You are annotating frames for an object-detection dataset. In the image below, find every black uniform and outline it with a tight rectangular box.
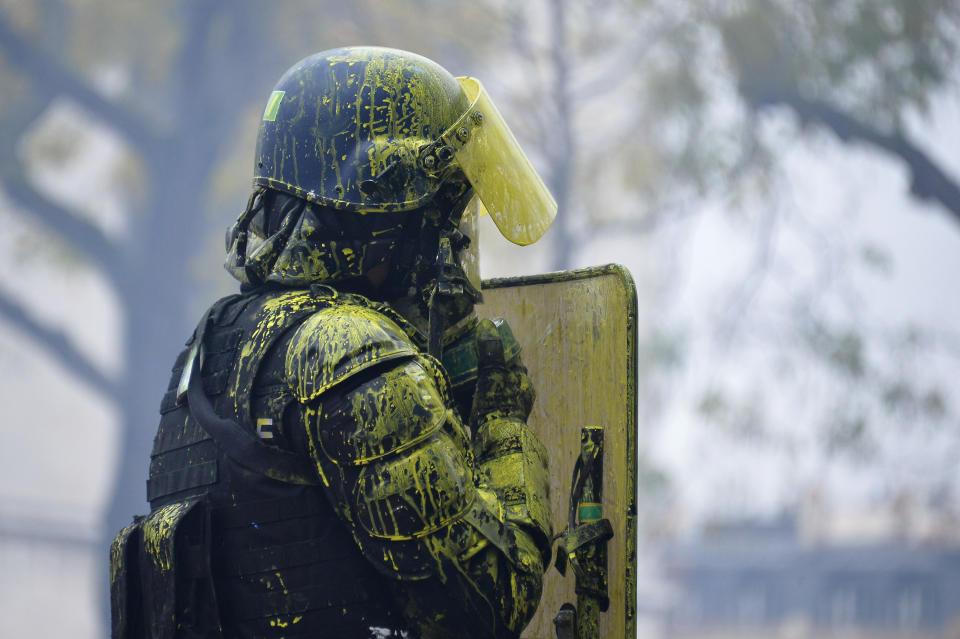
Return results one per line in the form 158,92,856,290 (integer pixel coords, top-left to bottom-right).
111,286,551,638
110,44,558,639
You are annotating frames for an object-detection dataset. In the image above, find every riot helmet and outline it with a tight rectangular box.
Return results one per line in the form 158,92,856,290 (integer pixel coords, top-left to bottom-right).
225,47,556,343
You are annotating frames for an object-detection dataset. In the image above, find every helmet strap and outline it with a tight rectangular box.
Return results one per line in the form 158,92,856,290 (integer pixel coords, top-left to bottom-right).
224,188,266,272
422,180,482,359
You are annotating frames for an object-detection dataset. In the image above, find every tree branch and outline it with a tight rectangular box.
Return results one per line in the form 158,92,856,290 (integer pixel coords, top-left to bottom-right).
0,70,57,151
0,38,124,284
716,202,780,346
749,91,960,227
0,165,122,279
591,198,699,237
0,10,160,152
0,287,119,401
548,0,575,271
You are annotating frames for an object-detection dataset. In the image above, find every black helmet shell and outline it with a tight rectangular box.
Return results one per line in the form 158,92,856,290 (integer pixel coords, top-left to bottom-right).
253,47,471,212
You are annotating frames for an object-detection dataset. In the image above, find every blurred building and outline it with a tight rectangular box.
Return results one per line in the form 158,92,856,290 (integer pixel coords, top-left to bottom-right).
662,511,960,639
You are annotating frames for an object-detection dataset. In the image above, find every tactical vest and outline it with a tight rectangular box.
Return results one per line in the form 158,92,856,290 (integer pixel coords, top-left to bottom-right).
111,288,413,639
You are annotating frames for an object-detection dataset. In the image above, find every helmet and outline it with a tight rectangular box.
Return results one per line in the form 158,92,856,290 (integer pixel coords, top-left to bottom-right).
252,46,556,246
227,47,556,349
225,47,557,357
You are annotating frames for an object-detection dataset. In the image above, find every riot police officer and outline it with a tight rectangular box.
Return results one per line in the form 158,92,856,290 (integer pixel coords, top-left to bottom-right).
110,46,557,639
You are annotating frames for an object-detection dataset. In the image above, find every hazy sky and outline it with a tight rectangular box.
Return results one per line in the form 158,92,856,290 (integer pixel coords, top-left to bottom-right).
647,92,960,529
3,19,960,637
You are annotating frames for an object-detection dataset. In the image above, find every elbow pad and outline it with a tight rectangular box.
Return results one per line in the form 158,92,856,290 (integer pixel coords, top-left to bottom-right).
298,354,502,579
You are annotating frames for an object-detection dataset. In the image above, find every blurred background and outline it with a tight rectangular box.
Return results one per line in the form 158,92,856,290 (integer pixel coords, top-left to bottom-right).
2,0,960,637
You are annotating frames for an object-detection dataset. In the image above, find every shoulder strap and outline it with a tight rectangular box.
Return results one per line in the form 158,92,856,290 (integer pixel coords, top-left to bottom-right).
186,304,321,486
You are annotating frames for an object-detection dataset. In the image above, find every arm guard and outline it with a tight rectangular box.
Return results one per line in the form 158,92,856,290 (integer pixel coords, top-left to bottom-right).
473,416,553,566
285,304,551,638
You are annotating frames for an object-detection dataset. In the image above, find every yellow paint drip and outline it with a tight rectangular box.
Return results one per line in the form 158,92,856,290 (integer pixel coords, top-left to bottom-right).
152,279,561,637
141,501,193,573
285,302,417,402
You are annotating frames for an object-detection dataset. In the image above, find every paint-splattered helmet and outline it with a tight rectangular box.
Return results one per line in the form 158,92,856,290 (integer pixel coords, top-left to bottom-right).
253,47,468,215
252,46,556,246
226,47,555,298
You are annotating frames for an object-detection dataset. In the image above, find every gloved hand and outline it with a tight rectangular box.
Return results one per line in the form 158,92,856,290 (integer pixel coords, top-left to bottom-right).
469,319,552,565
470,318,536,427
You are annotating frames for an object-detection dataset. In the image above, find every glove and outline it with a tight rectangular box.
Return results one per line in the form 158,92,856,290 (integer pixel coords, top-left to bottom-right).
470,318,536,427
469,320,552,565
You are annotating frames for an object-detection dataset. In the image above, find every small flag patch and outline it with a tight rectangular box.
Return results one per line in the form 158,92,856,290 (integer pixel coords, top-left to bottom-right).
577,503,602,522
263,91,285,121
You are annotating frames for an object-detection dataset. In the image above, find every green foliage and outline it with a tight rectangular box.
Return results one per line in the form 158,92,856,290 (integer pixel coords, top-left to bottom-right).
720,0,960,126
696,387,768,442
696,388,727,420
823,412,875,460
859,243,894,275
639,328,686,370
805,323,865,379
882,380,949,422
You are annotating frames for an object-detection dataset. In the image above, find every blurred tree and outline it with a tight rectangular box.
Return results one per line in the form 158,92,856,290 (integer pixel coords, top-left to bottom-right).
0,1,502,627
0,1,292,612
3,0,960,631
496,0,960,265
484,0,960,527
637,0,960,522
719,0,960,223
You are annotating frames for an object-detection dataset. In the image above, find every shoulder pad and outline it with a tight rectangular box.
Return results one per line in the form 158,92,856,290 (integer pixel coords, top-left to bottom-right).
225,289,325,410
315,359,452,466
285,303,418,402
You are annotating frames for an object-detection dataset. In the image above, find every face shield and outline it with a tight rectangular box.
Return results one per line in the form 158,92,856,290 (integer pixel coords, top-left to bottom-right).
458,195,483,293
437,77,557,246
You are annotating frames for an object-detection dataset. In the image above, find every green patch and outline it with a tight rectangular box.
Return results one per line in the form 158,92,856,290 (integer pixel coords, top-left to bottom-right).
578,503,602,522
263,91,285,122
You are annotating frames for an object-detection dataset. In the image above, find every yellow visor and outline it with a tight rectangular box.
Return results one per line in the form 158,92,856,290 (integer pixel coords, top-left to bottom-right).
460,195,483,292
441,77,557,246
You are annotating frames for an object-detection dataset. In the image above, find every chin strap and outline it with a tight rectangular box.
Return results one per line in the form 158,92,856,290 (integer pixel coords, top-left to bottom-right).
225,189,265,267
427,235,457,359
426,230,482,360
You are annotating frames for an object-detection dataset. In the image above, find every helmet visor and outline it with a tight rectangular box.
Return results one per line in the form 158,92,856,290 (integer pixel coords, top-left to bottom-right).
459,195,483,292
442,78,557,246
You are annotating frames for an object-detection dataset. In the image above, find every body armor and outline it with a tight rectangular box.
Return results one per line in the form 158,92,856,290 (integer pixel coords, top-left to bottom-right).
111,286,552,639
114,289,408,638
112,45,558,639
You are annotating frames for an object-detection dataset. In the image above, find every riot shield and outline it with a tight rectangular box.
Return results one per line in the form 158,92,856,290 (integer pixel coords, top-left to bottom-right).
479,264,638,639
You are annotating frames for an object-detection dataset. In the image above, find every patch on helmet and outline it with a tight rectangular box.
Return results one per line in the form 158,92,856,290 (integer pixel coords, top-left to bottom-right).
262,90,285,121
